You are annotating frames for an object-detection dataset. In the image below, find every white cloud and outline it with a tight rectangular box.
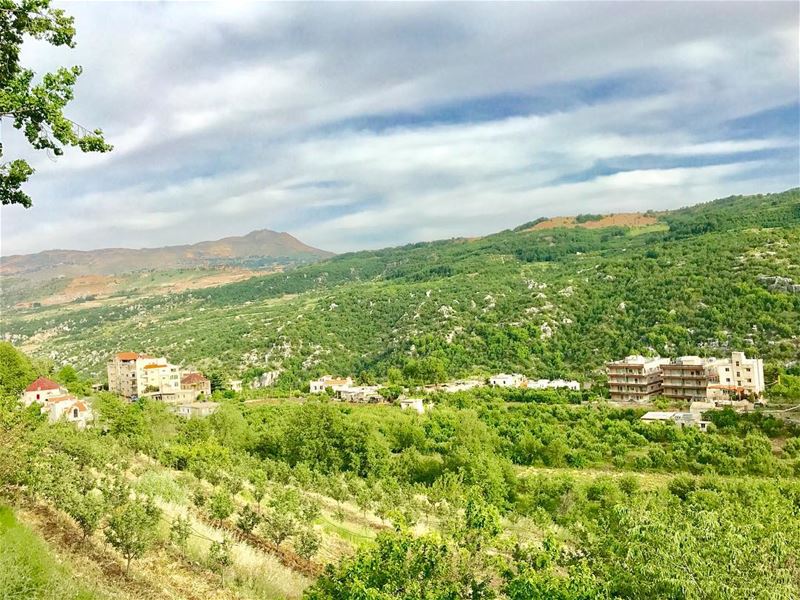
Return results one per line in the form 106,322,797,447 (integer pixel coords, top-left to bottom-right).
0,1,797,256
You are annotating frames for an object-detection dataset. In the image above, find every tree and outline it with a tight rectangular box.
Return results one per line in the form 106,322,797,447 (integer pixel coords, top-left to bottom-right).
295,526,321,561
65,490,105,541
236,504,261,534
260,508,296,548
170,515,191,557
105,499,161,574
208,489,234,521
1,0,112,207
208,537,233,585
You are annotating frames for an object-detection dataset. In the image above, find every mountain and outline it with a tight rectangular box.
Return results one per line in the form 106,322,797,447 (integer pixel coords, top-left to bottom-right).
3,189,799,385
1,229,333,280
0,229,333,308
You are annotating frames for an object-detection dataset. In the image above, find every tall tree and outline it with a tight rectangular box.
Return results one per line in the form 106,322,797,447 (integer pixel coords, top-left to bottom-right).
1,0,112,207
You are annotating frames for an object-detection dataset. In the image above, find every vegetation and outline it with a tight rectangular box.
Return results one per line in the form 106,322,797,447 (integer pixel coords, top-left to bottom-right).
1,0,112,207
3,190,798,392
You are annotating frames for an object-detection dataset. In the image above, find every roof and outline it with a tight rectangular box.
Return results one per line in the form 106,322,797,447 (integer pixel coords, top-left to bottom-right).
143,363,164,369
115,351,141,360
45,394,78,404
641,411,677,420
181,372,209,384
25,377,61,392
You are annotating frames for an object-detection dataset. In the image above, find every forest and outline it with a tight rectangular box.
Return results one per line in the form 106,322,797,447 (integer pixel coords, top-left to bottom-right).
1,343,799,599
2,190,799,391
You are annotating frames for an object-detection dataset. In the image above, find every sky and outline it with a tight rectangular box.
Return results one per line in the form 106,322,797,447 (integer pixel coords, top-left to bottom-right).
1,1,798,256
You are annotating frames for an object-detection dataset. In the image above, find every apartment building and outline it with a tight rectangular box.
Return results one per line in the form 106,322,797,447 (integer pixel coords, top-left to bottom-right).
713,351,765,398
661,356,715,402
606,355,669,402
107,352,180,399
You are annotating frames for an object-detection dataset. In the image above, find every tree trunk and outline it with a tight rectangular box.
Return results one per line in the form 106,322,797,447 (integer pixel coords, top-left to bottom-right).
126,556,131,575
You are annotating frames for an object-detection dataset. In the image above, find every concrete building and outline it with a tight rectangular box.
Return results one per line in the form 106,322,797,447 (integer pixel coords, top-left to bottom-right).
21,376,66,406
107,352,194,400
661,356,715,402
399,398,425,414
309,375,353,393
337,385,384,403
489,373,526,388
606,356,669,402
181,372,211,397
175,402,220,418
229,379,243,392
714,351,765,398
526,378,581,391
641,411,710,432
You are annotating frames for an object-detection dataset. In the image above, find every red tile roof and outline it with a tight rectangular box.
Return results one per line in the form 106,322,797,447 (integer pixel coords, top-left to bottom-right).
143,363,164,369
181,372,208,385
116,352,140,360
45,394,78,403
25,377,61,392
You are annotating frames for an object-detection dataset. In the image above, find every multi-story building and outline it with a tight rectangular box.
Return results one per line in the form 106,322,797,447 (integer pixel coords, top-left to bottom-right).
107,352,181,399
713,351,765,398
661,356,715,402
606,355,669,402
181,372,211,397
309,375,353,393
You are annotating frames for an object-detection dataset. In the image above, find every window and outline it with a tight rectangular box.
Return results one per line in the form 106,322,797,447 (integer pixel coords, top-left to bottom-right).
36,393,40,400
72,408,78,418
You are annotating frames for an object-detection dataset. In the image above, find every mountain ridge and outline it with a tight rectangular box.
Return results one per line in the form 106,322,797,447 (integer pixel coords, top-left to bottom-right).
0,229,333,281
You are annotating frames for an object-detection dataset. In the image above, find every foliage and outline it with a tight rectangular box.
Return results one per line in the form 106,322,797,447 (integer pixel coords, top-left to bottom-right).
104,498,161,574
207,537,232,585
1,0,112,207
169,515,191,556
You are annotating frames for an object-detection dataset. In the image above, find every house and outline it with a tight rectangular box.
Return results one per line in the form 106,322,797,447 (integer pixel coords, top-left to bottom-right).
44,395,93,429
714,351,765,398
174,402,220,418
20,377,92,429
489,373,526,388
229,379,243,392
21,376,66,406
439,379,484,393
181,372,211,397
337,385,384,403
526,378,580,391
640,411,710,432
606,356,670,402
309,375,353,393
399,398,425,414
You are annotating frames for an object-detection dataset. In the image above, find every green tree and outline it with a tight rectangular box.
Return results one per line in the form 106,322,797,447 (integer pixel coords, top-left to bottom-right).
295,526,321,561
1,0,112,207
170,515,191,557
260,508,296,548
65,490,105,541
104,499,161,574
208,537,233,585
236,504,261,534
208,489,234,521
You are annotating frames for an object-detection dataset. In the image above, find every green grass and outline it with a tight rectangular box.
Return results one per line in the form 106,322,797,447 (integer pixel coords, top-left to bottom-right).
0,504,102,600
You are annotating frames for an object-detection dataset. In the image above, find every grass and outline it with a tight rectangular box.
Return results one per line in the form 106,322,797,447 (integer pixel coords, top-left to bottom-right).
0,504,102,600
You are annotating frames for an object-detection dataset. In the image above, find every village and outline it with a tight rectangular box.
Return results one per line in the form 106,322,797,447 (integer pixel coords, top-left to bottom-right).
17,347,769,433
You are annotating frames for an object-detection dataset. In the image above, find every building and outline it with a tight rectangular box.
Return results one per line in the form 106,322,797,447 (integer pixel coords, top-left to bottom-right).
309,375,353,393
44,395,93,429
229,379,243,392
489,373,526,388
714,351,765,398
606,356,669,402
640,411,710,432
526,378,580,391
337,385,384,403
21,376,66,406
439,379,484,393
399,398,426,414
661,356,715,402
181,372,211,397
107,352,194,400
174,402,220,418
19,377,92,429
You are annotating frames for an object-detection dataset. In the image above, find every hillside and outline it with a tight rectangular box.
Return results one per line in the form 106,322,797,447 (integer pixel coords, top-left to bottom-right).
0,230,333,308
2,190,799,386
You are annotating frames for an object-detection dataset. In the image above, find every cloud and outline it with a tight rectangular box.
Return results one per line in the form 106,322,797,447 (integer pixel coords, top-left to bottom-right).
0,1,797,256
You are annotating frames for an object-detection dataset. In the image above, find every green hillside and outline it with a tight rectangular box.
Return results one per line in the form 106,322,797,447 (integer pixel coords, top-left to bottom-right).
3,189,799,387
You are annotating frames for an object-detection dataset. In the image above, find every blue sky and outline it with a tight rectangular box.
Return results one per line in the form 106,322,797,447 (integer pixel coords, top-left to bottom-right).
1,1,798,255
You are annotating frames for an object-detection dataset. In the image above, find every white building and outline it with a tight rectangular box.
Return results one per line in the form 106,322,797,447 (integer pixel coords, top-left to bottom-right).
641,411,710,432
489,373,526,388
20,377,92,429
174,402,220,418
107,352,181,399
399,398,425,414
439,379,484,393
309,375,353,393
526,378,580,391
337,385,384,403
229,379,243,392
21,376,66,405
713,351,765,398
